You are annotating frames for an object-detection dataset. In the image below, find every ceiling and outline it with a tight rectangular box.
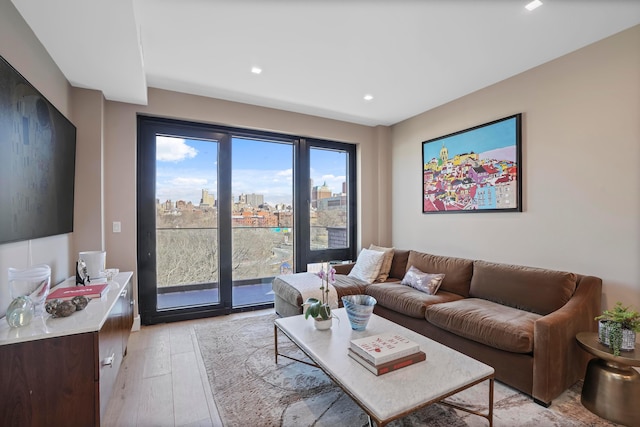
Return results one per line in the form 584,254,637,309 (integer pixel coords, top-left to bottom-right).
11,0,640,126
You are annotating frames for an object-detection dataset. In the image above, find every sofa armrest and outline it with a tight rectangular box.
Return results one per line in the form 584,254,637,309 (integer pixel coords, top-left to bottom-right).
532,275,602,404
333,262,355,275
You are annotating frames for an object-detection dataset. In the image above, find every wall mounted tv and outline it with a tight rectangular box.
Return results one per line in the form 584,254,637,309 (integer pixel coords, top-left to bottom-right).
0,55,76,245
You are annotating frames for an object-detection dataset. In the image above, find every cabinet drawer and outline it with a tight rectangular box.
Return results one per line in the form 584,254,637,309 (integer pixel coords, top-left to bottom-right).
98,299,124,417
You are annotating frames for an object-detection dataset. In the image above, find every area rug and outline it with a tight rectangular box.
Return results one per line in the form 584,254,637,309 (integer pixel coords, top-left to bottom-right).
194,313,618,427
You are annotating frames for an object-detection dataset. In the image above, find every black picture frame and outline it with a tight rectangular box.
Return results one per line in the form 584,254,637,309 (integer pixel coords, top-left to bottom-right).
422,114,522,214
0,55,77,243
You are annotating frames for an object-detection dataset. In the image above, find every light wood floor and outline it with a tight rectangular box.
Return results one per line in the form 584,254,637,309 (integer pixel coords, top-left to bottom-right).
103,309,273,427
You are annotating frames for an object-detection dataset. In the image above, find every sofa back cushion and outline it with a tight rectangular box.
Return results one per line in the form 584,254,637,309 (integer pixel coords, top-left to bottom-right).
406,251,473,297
388,249,410,280
369,244,395,282
469,260,577,315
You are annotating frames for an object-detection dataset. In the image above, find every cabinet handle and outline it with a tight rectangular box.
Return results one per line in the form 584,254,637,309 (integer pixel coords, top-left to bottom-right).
102,353,115,367
120,288,128,298
130,300,134,306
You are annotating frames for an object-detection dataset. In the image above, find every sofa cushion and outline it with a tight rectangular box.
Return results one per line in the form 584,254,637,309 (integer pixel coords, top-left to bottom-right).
388,249,410,280
348,248,385,284
366,282,464,319
469,260,577,315
406,251,473,297
425,298,542,353
369,244,395,282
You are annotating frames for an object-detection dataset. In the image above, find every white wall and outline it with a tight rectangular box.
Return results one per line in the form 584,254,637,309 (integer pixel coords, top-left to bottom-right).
391,25,640,311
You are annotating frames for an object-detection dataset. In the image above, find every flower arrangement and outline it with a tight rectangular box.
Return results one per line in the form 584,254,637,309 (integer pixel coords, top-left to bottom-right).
303,262,335,321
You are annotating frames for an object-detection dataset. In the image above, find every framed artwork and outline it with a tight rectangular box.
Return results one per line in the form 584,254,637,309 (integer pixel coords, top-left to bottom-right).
422,114,522,214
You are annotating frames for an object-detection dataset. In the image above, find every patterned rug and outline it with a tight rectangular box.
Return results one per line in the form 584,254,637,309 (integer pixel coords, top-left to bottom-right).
194,313,618,427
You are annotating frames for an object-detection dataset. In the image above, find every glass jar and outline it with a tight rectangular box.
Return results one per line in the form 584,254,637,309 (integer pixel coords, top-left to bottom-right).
8,264,51,316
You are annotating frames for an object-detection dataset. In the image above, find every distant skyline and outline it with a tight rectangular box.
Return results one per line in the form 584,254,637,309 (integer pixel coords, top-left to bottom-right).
156,136,347,205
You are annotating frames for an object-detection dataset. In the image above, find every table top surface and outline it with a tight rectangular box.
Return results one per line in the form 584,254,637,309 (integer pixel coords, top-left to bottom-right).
0,272,133,346
576,332,640,367
275,308,494,423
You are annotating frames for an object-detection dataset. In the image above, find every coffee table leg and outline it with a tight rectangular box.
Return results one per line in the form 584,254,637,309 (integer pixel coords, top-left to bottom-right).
488,378,494,427
274,324,279,364
440,377,493,426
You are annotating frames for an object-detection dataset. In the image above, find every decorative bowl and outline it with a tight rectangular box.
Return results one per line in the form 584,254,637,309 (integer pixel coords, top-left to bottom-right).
342,295,377,331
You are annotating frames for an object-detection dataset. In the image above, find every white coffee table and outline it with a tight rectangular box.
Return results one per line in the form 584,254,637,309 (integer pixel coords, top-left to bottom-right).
274,308,494,426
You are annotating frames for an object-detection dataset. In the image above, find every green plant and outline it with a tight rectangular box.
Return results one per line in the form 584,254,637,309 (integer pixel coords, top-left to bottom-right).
303,263,335,321
595,302,640,332
595,302,640,356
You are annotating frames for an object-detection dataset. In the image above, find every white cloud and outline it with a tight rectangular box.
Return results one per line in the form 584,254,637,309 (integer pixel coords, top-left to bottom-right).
156,136,198,162
171,177,208,186
156,166,216,203
276,168,293,177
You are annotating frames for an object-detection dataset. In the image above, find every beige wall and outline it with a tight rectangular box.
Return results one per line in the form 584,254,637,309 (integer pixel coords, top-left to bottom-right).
71,87,105,256
391,25,640,311
104,88,391,315
0,0,75,316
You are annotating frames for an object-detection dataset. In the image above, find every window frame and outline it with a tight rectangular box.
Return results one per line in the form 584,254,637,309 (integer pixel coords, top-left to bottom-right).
137,115,357,324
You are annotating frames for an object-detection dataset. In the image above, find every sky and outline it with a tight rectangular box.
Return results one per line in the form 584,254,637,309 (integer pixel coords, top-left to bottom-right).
156,136,347,205
423,116,518,163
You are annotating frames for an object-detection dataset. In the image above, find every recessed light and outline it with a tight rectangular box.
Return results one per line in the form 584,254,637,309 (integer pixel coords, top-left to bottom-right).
525,0,543,11
251,66,262,74
364,94,374,101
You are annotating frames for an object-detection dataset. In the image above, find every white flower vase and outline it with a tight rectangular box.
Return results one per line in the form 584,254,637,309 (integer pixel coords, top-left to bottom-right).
314,317,332,330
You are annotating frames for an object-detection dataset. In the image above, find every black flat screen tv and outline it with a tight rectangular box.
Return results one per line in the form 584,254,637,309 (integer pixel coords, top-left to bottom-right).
0,55,76,244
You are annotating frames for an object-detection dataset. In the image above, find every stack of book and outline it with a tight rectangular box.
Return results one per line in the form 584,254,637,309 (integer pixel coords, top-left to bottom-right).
348,332,426,375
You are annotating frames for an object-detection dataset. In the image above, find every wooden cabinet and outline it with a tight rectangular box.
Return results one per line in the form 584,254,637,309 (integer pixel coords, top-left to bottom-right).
0,273,134,427
98,280,133,419
0,332,97,426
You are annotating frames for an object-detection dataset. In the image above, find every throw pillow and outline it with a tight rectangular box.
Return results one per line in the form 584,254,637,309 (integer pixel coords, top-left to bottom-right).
369,244,394,282
401,265,445,295
348,248,385,284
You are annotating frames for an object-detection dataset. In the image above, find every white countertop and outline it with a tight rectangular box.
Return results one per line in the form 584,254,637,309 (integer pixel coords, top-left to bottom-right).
0,271,133,346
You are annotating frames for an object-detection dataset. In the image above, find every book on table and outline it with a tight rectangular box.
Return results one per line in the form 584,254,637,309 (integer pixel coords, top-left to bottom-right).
46,283,109,301
348,348,426,375
350,332,420,365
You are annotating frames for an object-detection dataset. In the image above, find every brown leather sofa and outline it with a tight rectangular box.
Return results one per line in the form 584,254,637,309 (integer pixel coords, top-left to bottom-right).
273,249,602,406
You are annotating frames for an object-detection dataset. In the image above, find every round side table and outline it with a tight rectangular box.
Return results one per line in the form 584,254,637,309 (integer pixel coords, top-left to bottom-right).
576,332,640,426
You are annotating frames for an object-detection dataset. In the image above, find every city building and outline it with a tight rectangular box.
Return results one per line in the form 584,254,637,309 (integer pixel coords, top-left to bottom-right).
200,189,215,208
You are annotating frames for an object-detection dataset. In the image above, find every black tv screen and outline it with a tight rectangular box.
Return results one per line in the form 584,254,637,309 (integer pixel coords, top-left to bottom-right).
0,55,76,244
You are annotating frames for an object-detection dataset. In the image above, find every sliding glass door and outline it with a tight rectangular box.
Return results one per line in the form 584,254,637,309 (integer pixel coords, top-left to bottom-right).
138,117,355,324
138,117,232,323
155,135,220,310
231,137,293,307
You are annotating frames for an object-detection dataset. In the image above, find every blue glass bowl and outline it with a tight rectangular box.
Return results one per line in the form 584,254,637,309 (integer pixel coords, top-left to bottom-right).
342,295,377,331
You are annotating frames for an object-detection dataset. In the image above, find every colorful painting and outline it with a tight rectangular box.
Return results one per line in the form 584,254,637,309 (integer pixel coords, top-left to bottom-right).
422,114,522,213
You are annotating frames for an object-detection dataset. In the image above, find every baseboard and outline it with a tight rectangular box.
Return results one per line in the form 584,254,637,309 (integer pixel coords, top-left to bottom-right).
132,315,141,332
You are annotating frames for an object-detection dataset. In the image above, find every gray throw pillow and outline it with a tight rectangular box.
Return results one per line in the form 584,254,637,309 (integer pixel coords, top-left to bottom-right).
401,265,445,295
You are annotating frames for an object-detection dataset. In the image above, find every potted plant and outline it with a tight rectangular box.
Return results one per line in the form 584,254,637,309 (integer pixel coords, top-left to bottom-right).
303,262,335,330
595,302,640,356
